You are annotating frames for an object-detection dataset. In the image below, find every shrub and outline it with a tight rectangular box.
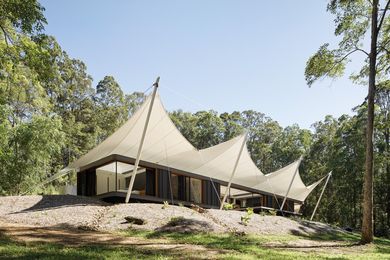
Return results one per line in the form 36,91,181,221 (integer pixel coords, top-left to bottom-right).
162,201,169,209
223,203,234,210
241,207,254,226
268,209,277,216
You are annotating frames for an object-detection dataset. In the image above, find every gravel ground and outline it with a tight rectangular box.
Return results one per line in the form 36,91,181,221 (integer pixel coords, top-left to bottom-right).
0,195,343,236
0,195,108,229
206,209,339,235
100,203,224,233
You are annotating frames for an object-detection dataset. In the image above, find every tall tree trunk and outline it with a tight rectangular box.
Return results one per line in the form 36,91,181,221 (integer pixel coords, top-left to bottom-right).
361,0,378,244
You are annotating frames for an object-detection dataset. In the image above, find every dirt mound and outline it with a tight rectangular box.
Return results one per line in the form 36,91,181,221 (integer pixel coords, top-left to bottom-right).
207,209,341,236
99,203,224,233
0,195,344,237
0,195,107,229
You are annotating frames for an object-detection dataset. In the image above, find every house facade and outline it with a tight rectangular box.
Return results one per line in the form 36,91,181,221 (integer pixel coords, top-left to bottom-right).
70,89,324,214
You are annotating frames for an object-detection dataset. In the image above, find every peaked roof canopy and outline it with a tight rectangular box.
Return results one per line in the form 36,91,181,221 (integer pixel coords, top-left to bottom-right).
68,92,324,202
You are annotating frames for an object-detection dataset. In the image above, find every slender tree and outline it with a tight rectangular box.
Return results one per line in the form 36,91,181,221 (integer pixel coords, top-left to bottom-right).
305,0,390,243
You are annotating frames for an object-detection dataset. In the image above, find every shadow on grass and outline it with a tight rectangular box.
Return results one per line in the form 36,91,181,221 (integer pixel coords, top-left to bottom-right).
0,232,190,260
289,227,360,242
154,217,215,234
286,222,390,253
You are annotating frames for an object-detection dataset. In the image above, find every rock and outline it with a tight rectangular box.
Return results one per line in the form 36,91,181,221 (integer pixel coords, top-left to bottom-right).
78,225,98,231
124,216,147,225
156,217,214,233
344,227,353,232
233,230,247,236
191,204,207,213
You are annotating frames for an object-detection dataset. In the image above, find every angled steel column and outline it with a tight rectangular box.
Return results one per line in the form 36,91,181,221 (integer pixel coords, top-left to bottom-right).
219,132,248,210
125,77,160,203
310,171,332,221
279,156,303,212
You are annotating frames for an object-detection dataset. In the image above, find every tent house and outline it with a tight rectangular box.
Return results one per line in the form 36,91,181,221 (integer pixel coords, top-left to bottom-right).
68,86,325,213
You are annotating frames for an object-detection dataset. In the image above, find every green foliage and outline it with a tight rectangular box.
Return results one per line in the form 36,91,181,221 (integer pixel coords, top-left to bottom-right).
3,229,389,260
95,76,128,142
162,201,169,209
258,209,277,216
304,0,390,241
305,0,375,88
0,114,64,195
0,0,46,38
124,228,390,259
305,44,346,86
0,1,144,195
268,209,277,216
170,110,225,149
223,203,234,210
0,0,389,240
241,207,254,226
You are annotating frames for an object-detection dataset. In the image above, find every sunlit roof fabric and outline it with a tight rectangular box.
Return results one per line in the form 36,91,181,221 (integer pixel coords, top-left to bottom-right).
68,91,324,202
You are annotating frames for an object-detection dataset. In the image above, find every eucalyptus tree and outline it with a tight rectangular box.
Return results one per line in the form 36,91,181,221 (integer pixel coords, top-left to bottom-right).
170,110,199,146
193,110,225,149
220,111,244,141
0,0,46,45
374,89,390,235
125,91,146,117
271,124,312,170
94,76,128,142
305,0,390,243
0,0,68,195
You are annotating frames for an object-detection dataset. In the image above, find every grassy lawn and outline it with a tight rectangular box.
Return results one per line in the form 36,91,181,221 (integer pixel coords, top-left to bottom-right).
0,229,389,259
123,228,390,259
0,233,170,260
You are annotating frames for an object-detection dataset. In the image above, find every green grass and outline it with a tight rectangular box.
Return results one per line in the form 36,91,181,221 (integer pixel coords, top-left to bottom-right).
0,233,170,260
1,229,389,259
123,228,390,259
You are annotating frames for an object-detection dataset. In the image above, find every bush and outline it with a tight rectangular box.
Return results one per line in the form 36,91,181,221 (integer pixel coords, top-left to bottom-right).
268,209,277,216
162,201,169,209
241,208,254,226
223,203,234,210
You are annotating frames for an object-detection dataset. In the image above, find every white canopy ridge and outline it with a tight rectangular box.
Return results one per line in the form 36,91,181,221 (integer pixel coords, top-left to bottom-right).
67,88,325,202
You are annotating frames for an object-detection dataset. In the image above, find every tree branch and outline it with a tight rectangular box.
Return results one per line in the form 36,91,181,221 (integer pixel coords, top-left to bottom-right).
355,46,370,56
380,46,390,55
0,24,9,46
377,0,390,33
321,49,361,79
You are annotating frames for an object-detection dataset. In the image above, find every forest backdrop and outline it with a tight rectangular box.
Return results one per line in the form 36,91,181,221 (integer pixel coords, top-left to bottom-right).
0,0,389,238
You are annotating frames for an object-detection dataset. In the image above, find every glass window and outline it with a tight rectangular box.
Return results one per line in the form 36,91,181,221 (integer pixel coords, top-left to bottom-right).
190,178,202,204
170,174,179,200
125,171,146,193
185,176,190,201
267,196,273,208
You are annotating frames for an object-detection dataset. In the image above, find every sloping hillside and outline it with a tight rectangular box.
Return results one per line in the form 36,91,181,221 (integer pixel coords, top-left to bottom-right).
0,195,341,236
1,195,389,259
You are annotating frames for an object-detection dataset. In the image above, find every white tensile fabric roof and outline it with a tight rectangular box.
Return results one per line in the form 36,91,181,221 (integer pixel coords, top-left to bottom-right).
68,92,324,202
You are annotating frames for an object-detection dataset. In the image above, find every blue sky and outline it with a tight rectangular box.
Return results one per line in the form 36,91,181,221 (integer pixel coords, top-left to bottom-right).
40,0,367,129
